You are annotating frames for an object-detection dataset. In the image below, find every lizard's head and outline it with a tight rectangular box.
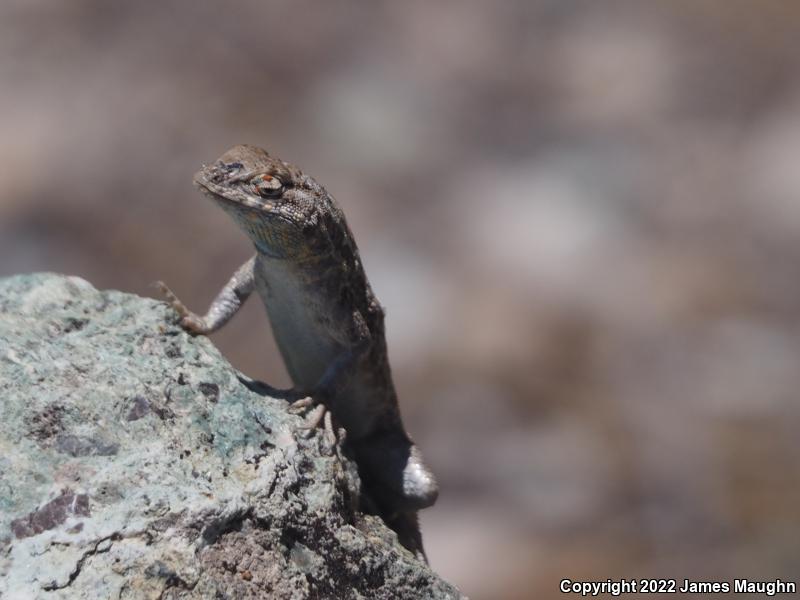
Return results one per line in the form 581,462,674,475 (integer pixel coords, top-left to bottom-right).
193,145,328,258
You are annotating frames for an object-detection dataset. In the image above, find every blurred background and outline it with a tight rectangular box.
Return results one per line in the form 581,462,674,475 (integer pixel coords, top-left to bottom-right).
2,1,800,597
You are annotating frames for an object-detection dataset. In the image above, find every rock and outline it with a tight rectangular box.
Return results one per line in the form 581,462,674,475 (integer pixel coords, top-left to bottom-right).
0,273,462,600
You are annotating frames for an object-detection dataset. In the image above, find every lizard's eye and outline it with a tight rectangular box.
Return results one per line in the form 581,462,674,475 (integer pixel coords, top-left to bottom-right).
251,174,283,199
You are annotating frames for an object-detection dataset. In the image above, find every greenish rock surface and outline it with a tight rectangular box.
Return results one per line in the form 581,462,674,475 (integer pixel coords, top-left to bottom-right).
0,273,462,600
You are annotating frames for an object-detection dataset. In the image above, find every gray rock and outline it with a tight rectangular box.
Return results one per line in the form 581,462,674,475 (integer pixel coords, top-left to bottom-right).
0,273,462,600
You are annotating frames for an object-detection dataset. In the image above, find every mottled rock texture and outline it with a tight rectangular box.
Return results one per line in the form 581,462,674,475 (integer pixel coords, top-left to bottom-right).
0,273,462,600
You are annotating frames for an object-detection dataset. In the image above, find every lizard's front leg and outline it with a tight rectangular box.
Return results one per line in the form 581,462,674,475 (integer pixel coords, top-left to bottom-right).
155,255,256,334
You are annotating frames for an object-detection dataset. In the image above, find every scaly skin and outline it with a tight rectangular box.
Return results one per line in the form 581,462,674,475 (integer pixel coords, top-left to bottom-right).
157,145,438,557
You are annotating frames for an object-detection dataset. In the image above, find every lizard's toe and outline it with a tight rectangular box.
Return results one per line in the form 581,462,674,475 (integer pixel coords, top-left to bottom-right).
290,398,344,454
299,403,327,432
179,314,209,334
153,281,178,303
153,281,188,315
153,281,209,334
288,396,315,413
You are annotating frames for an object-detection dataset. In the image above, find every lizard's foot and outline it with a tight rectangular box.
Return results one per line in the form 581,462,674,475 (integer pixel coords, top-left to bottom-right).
152,281,209,334
288,396,346,454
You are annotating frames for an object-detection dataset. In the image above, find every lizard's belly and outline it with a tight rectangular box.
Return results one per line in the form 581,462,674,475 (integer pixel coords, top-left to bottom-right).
255,274,338,389
254,258,380,438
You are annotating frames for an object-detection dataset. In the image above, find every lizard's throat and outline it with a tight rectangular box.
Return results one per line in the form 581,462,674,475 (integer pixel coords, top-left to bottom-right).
225,211,303,261
204,192,311,262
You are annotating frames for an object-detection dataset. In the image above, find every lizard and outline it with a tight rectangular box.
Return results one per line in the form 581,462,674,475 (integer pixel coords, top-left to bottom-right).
155,144,439,556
